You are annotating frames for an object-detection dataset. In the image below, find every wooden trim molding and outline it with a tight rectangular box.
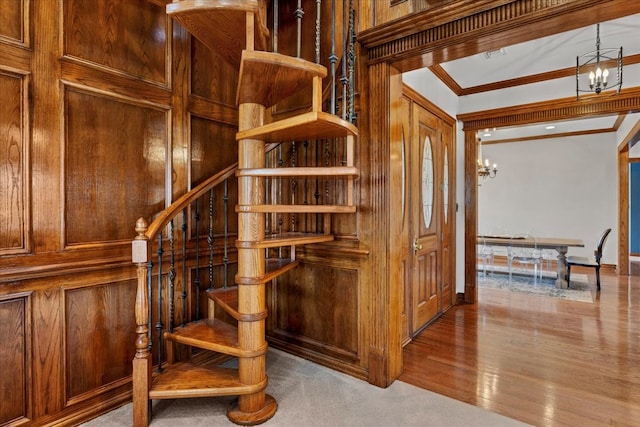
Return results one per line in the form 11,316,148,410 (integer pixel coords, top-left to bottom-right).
458,87,640,131
617,117,640,275
359,0,640,73
463,130,477,304
619,146,630,275
432,54,640,97
402,84,455,126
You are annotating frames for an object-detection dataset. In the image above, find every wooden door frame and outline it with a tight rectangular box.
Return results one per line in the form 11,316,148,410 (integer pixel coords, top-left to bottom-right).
360,0,640,309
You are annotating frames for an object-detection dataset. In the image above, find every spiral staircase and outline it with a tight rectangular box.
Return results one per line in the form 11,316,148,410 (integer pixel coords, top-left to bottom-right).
131,1,357,425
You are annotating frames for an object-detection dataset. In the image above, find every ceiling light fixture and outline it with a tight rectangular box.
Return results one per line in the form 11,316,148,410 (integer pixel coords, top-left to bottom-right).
576,23,623,99
477,137,497,180
485,48,507,59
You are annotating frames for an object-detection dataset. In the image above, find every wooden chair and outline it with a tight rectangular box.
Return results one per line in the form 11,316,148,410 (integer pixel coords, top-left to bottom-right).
566,228,611,291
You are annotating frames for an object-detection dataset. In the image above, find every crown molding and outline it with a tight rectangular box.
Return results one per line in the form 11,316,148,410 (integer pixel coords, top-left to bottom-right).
457,87,640,130
359,0,640,73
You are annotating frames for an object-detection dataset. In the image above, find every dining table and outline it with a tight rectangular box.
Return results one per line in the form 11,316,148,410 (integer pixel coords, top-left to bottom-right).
478,235,585,289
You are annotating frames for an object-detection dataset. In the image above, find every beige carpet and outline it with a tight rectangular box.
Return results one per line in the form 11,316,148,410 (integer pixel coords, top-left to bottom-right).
82,348,530,427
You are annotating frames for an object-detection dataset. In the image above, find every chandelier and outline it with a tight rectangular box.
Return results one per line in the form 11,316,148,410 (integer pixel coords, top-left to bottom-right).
576,23,623,99
477,137,497,179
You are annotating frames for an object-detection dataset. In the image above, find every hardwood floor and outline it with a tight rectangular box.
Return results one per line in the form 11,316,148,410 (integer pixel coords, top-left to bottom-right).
400,265,640,427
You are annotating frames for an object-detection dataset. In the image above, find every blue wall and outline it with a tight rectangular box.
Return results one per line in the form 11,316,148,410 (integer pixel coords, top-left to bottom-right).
630,162,640,254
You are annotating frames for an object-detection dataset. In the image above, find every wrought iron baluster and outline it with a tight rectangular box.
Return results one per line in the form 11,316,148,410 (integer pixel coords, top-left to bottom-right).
329,0,337,115
341,0,347,120
315,141,321,233
304,140,309,232
265,151,271,263
295,0,304,58
223,179,229,288
265,151,270,237
315,0,321,64
347,2,356,124
194,200,201,320
155,233,164,373
291,141,297,232
325,139,330,204
208,188,214,292
169,220,176,333
273,0,278,53
278,145,283,257
181,210,187,327
147,259,153,351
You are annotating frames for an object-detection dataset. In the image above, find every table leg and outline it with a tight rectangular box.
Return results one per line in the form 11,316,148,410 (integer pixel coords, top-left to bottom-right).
555,246,568,289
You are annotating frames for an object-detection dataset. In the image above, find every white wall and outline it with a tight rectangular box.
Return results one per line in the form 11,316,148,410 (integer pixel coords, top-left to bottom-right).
478,134,618,265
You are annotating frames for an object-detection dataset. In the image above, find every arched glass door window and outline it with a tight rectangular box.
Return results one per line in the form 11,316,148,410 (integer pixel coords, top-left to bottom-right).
401,129,406,227
422,135,434,229
443,145,449,224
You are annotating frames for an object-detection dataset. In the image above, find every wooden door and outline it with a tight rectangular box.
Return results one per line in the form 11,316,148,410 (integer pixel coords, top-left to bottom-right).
400,97,411,344
440,121,454,312
409,103,444,334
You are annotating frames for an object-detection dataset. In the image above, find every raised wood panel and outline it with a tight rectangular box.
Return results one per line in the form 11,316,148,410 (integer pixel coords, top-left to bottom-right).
401,257,410,343
64,87,167,245
270,263,359,359
0,0,27,45
0,71,29,255
413,242,438,330
191,38,238,107
63,0,167,85
64,280,136,402
360,0,451,30
190,116,239,236
0,294,31,425
32,289,63,417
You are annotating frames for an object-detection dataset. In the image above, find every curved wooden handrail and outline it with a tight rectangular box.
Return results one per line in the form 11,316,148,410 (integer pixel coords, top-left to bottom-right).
145,163,237,240
142,142,280,242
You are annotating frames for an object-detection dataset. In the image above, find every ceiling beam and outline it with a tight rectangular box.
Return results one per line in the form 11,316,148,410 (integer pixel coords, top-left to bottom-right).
430,54,640,96
457,87,640,130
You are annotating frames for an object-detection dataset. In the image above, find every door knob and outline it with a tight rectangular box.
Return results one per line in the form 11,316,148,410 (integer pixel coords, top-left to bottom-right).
413,237,423,255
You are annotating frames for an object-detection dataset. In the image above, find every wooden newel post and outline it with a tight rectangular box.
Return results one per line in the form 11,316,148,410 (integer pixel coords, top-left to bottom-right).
132,217,151,427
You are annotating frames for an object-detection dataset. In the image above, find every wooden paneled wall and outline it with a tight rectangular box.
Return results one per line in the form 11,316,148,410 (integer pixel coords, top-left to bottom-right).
0,0,239,424
357,0,451,32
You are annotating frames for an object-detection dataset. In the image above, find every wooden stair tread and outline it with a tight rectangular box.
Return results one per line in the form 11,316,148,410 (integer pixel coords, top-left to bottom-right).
266,258,300,278
236,232,334,249
237,204,356,213
237,50,327,107
236,111,358,142
234,259,301,285
150,361,266,399
164,319,266,358
237,166,358,177
166,0,268,69
207,286,266,321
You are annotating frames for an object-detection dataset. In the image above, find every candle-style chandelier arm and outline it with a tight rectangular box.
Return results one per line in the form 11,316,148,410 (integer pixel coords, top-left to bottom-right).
477,137,498,179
